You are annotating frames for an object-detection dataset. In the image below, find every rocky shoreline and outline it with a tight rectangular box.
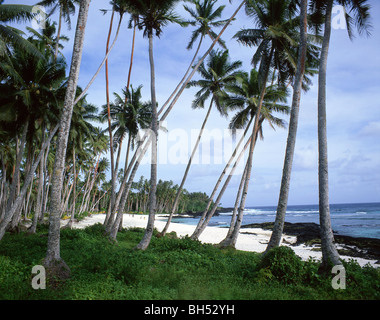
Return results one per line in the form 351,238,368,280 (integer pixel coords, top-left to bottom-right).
242,222,380,263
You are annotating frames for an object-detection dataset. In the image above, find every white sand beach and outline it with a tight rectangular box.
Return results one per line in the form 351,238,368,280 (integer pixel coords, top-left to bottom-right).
67,213,379,268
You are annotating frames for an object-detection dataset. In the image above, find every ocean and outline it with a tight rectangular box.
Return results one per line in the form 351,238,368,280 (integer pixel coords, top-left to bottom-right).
172,202,380,240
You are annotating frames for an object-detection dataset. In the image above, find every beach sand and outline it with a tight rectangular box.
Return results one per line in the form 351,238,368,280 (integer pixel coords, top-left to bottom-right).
67,213,379,268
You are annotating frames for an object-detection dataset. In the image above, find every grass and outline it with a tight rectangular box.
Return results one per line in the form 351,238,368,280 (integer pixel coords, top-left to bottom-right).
0,223,379,300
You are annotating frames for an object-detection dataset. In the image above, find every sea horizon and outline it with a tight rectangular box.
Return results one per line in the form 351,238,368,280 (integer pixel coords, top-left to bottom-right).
173,202,380,240
242,201,380,210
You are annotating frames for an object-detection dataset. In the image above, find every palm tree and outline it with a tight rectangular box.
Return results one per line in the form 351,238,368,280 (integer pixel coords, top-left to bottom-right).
159,0,246,122
110,1,246,232
265,0,310,252
73,1,125,105
0,2,42,60
37,0,80,60
103,1,131,219
120,0,186,250
161,49,242,236
216,69,289,247
157,0,229,116
26,18,69,57
111,0,140,100
222,0,302,246
103,84,152,232
64,95,99,228
0,30,66,238
44,0,90,280
311,0,371,269
79,128,108,215
104,0,246,241
101,85,151,175
184,0,228,50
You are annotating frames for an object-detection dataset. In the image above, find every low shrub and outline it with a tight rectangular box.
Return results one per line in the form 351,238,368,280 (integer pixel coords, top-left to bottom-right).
1,226,379,300
259,246,304,284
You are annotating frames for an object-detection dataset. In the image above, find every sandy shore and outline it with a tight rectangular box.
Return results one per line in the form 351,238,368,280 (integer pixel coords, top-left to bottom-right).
67,213,379,268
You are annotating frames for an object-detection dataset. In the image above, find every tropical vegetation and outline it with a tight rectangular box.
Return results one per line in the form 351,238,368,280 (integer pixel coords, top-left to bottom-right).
0,0,376,300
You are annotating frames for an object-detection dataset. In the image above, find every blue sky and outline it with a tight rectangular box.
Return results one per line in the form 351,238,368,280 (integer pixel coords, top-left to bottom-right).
9,0,380,207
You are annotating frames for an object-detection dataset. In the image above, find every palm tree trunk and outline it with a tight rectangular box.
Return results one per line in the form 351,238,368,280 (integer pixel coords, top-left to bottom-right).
29,149,45,234
105,131,146,232
41,140,51,220
136,33,158,250
24,175,34,221
192,127,256,240
0,119,28,231
0,159,6,221
125,18,137,101
218,120,265,247
192,117,253,235
83,155,100,213
44,0,90,274
318,0,341,268
70,152,77,224
106,9,117,217
91,186,110,212
106,0,246,231
219,161,248,247
6,118,28,213
0,124,59,241
124,134,132,175
114,138,123,176
54,6,63,61
59,170,72,217
218,45,274,247
157,36,204,116
73,14,123,105
160,0,246,122
108,128,152,239
265,0,308,252
160,97,213,236
65,149,77,229
79,167,92,213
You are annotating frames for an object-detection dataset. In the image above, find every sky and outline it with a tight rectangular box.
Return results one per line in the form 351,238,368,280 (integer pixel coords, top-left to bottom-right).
8,0,380,207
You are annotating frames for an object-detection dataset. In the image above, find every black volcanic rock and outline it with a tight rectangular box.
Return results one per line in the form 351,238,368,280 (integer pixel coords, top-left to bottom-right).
242,221,380,262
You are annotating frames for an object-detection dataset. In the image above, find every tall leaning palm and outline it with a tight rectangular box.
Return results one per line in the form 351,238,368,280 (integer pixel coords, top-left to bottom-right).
311,0,371,268
160,49,242,236
102,84,152,231
157,0,229,115
228,0,301,243
102,85,151,176
265,0,310,253
184,0,228,51
108,1,246,227
44,0,90,280
103,1,130,220
192,68,289,241
126,0,186,250
216,69,289,247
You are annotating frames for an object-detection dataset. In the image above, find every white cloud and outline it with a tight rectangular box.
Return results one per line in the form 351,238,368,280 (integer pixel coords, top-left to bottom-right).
359,121,380,136
294,146,318,171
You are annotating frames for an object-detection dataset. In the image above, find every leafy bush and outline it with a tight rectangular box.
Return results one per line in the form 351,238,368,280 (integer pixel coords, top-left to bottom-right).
0,256,30,298
342,259,380,299
1,226,380,300
259,246,304,284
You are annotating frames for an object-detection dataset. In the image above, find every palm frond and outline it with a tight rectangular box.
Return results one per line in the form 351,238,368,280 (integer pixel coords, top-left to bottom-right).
0,4,35,23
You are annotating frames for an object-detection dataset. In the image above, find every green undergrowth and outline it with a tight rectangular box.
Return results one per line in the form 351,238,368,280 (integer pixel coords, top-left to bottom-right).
0,223,379,300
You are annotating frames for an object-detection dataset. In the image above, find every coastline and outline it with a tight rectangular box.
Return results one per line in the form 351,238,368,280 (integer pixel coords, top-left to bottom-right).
67,213,380,268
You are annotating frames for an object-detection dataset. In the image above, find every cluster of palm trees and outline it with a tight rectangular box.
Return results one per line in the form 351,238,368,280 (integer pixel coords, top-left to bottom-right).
0,0,372,278
127,176,213,215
